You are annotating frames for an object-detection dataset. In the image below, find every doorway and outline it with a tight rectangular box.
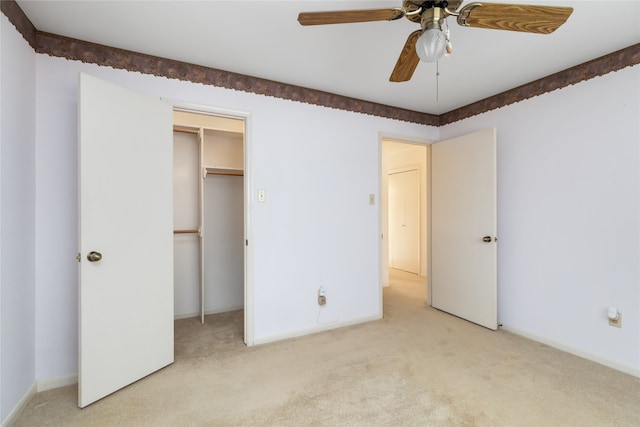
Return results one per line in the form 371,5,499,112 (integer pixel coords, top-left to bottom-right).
172,106,253,345
380,138,429,304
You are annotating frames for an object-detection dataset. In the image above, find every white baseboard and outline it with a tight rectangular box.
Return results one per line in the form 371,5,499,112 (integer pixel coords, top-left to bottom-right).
253,314,382,346
174,305,244,320
1,373,79,427
500,324,640,378
1,383,36,427
37,374,78,392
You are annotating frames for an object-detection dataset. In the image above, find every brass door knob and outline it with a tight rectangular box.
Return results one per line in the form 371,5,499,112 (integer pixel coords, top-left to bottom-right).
87,251,102,262
482,236,492,243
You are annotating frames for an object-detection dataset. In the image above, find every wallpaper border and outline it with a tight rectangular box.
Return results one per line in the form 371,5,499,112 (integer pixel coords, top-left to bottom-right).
3,0,639,126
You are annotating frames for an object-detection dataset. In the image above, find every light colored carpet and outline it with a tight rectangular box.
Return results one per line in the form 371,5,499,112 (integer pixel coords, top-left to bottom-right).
15,270,640,426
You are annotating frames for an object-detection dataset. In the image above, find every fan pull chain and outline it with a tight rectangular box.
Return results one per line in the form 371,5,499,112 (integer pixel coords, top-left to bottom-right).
437,19,452,104
436,61,440,103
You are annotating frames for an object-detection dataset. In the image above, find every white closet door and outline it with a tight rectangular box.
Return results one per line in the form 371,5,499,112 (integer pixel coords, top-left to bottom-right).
78,73,174,407
388,169,420,274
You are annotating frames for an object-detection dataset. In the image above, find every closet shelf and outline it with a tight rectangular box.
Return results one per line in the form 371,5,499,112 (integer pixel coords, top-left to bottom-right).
174,229,200,235
204,167,244,177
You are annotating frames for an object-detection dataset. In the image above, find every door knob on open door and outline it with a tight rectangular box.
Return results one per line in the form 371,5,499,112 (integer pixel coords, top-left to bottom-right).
482,236,493,243
87,251,102,262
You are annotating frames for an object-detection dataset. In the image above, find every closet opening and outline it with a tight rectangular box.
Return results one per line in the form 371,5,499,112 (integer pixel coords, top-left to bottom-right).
172,108,248,344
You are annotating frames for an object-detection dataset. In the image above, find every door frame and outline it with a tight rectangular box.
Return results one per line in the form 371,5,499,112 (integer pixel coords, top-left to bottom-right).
166,99,254,346
378,133,432,317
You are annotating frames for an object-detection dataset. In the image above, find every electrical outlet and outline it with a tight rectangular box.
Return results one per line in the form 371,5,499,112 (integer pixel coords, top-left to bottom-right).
318,287,326,305
609,313,622,328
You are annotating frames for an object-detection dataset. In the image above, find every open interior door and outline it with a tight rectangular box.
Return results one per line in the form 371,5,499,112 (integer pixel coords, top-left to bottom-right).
431,128,497,330
78,73,174,407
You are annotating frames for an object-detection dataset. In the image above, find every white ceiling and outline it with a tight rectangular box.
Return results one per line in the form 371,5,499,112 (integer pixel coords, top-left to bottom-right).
16,0,640,115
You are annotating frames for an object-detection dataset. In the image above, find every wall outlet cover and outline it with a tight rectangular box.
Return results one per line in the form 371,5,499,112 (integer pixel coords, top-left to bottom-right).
609,313,622,328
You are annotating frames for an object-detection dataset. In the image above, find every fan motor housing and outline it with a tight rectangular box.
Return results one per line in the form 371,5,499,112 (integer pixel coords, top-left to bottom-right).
403,0,462,23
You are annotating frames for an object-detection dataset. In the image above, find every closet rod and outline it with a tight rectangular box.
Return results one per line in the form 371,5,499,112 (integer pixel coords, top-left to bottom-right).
173,127,199,134
173,229,199,234
207,171,244,176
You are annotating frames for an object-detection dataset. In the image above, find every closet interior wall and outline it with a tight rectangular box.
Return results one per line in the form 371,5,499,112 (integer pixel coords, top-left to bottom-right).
172,110,245,322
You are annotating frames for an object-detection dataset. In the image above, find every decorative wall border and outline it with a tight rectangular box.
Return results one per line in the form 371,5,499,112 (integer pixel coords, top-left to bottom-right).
1,0,35,48
34,31,439,126
439,44,640,125
3,0,639,126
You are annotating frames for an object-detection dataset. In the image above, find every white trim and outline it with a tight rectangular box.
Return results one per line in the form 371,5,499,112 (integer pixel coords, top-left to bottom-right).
243,113,254,346
388,164,420,175
253,315,382,346
500,324,640,378
1,383,36,427
2,375,79,426
425,145,432,306
377,135,384,316
174,306,244,320
378,132,435,146
37,375,78,392
165,100,251,123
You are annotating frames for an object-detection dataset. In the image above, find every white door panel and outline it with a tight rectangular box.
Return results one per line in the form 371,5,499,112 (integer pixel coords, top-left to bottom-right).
78,73,174,407
389,169,420,274
431,128,497,330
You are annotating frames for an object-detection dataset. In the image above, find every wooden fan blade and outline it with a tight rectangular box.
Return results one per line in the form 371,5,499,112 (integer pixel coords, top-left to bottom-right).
458,3,573,34
389,30,422,82
298,8,404,26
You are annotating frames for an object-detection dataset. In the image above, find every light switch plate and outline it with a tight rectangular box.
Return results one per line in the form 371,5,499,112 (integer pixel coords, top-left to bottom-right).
258,189,266,203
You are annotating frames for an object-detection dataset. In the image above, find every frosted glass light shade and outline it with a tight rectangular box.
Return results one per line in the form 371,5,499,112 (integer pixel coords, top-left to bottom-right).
416,28,446,62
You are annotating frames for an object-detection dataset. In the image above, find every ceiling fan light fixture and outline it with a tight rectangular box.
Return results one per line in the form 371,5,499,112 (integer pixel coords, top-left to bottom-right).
416,27,447,62
298,0,574,82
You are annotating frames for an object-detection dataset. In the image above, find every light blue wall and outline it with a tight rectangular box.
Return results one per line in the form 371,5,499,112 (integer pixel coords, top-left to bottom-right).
441,65,640,375
33,53,437,379
0,13,37,424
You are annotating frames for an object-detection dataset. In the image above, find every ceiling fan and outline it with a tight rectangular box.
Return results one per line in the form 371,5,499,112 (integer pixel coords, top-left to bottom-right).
298,1,573,82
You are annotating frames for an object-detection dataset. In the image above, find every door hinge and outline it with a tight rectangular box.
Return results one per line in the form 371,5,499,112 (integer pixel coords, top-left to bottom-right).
246,239,248,246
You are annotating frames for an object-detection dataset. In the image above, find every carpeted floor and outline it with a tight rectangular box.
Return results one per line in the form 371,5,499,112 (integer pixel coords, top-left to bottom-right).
14,270,640,426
